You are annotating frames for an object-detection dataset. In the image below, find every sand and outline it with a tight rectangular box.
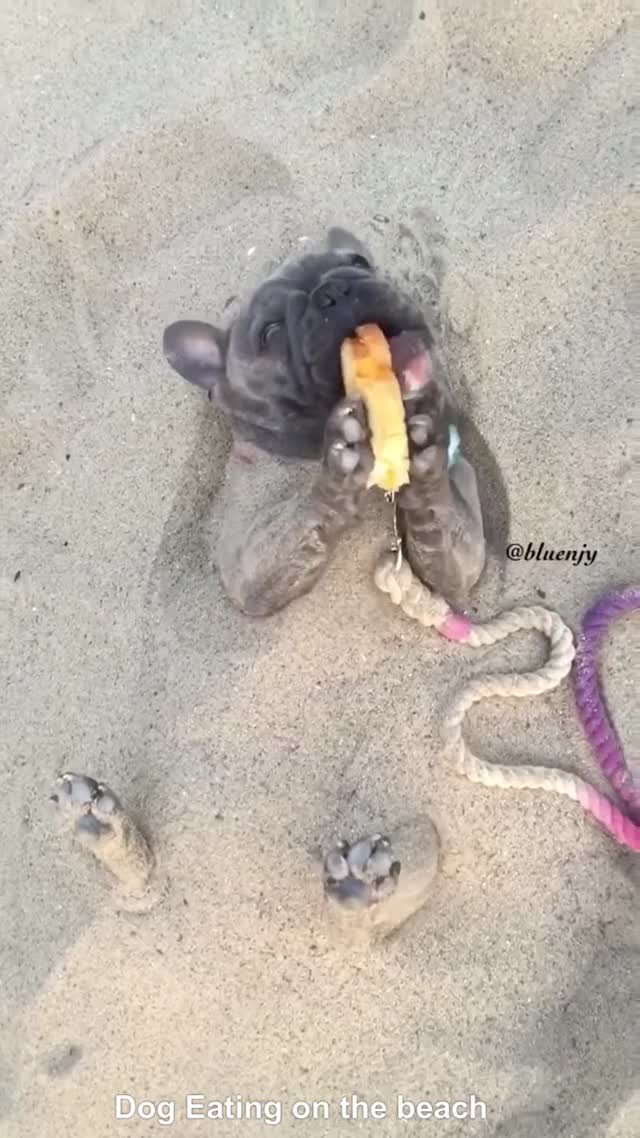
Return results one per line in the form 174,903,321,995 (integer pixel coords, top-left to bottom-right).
1,2,638,1136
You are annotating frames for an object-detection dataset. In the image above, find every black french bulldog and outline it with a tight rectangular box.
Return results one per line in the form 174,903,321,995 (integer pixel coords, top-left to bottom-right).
162,227,496,617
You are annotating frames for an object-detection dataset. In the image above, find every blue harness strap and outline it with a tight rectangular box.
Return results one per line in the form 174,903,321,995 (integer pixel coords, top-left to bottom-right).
447,424,461,468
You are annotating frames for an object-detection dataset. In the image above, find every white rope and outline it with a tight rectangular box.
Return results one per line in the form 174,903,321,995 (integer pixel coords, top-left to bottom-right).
374,552,581,800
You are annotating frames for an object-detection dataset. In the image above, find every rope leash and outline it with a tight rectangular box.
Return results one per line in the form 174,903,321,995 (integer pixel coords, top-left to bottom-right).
375,506,640,852
573,587,640,821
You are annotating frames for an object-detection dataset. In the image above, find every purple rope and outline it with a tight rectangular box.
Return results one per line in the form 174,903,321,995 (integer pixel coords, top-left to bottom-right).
573,586,640,822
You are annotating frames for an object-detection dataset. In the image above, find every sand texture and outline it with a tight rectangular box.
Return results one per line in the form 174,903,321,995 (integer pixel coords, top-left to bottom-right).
1,2,638,1136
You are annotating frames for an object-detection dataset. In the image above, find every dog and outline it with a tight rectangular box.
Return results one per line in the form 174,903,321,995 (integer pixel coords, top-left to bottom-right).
162,227,499,616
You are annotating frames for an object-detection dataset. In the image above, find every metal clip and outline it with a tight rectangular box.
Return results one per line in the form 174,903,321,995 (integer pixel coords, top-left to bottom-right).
384,491,403,571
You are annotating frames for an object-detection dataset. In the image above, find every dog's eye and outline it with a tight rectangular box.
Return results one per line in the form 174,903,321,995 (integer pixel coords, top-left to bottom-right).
348,254,370,269
260,321,283,349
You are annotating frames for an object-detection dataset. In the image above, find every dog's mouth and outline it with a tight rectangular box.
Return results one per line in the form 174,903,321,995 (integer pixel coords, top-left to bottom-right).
342,326,432,396
388,330,433,395
301,289,434,406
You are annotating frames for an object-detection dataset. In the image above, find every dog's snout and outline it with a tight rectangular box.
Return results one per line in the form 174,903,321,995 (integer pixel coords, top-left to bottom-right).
313,278,352,309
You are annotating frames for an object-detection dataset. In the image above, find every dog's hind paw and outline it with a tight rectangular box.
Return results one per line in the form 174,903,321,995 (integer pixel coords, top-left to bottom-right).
322,815,440,947
323,833,401,909
50,772,161,908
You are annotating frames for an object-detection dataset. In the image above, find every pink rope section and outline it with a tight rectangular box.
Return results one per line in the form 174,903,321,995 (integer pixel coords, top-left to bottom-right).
573,586,640,824
572,780,640,851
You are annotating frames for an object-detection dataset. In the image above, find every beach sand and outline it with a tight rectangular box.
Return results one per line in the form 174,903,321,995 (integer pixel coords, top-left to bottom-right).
1,2,638,1135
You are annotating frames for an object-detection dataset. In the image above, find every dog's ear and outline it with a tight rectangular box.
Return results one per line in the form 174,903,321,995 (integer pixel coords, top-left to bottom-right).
162,320,227,395
326,227,374,268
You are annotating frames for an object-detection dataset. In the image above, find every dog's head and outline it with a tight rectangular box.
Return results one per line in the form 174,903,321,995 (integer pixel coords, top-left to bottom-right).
163,228,435,459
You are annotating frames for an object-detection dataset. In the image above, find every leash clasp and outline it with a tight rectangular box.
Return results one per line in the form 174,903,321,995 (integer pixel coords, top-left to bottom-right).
384,491,403,571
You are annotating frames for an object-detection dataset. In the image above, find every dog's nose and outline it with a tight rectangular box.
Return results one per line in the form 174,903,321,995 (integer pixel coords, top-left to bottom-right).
314,278,352,308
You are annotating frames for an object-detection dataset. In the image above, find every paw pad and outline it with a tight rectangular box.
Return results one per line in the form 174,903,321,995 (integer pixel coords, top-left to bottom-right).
323,833,401,910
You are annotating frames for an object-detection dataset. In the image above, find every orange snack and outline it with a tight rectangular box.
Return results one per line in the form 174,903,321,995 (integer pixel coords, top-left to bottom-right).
340,324,409,492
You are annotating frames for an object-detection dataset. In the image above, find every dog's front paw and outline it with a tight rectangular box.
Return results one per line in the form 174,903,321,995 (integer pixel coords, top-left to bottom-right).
322,397,374,488
404,386,450,480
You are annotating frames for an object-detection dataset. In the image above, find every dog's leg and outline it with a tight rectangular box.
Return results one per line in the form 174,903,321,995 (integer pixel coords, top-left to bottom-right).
217,399,373,617
397,389,486,610
51,773,155,897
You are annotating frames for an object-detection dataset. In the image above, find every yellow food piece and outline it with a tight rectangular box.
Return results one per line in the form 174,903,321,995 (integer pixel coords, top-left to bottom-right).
340,323,409,492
